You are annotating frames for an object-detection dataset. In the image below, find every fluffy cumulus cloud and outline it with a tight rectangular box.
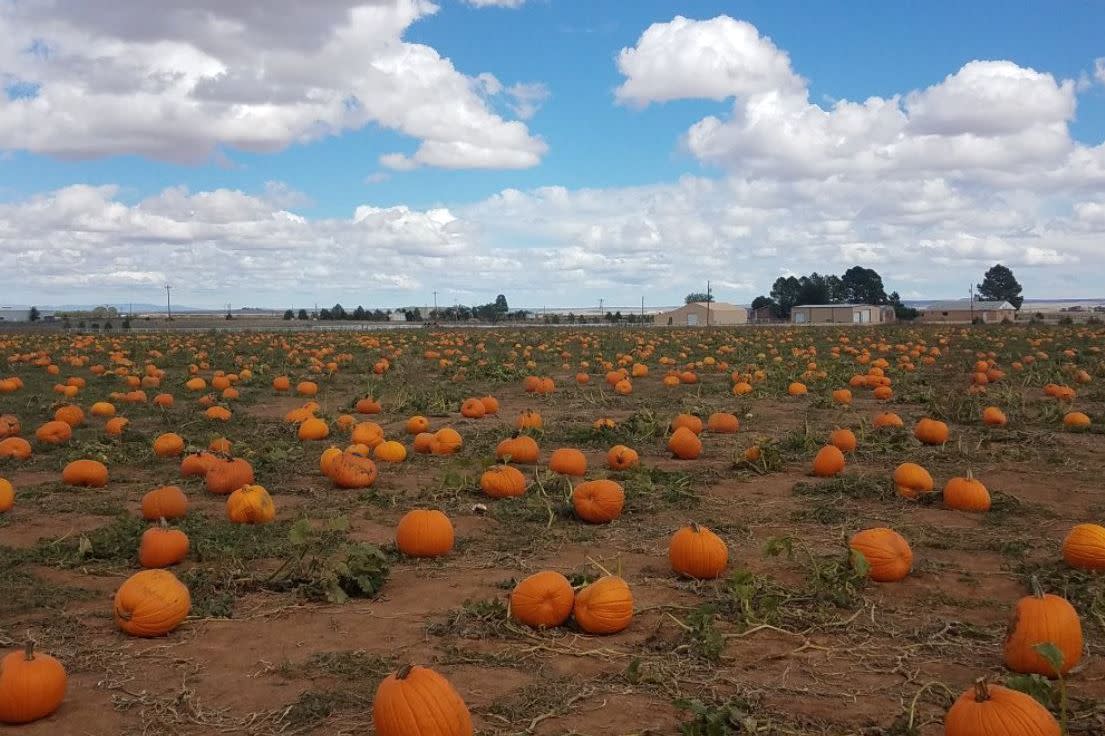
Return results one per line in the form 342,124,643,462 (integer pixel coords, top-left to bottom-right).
6,13,1105,306
0,183,528,304
0,0,546,168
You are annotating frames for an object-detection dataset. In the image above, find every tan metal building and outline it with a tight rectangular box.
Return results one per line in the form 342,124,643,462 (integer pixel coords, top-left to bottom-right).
790,304,894,325
919,300,1015,324
659,302,748,326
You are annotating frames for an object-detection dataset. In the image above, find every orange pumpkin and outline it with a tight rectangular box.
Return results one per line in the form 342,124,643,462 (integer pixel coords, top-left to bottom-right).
0,641,68,724
1061,523,1105,570
480,465,527,498
571,480,625,523
61,459,109,488
35,420,73,445
670,414,704,435
667,427,702,460
669,524,728,579
606,444,639,471
138,523,190,568
944,680,1058,736
153,433,185,458
395,509,454,558
226,485,276,524
812,445,845,477
1003,579,1083,677
943,474,991,512
372,665,472,736
0,437,32,460
496,435,540,464
430,428,463,455
893,462,934,500
374,440,407,463
548,448,587,476
849,528,912,582
705,412,740,434
204,457,255,495
460,398,486,418
573,576,633,635
510,571,574,628
829,428,857,453
913,418,949,445
873,411,904,429
0,478,12,513
140,486,188,520
113,569,190,637
981,406,1008,427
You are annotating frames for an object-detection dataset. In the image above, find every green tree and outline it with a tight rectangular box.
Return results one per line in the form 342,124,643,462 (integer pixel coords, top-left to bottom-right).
685,292,713,304
888,292,918,320
283,309,294,320
977,264,1024,309
28,306,40,322
297,309,309,320
353,306,367,320
770,277,802,318
841,266,888,305
494,294,508,313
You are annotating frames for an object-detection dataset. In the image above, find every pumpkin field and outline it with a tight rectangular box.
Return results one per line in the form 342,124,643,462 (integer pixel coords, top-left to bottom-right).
1,324,1104,735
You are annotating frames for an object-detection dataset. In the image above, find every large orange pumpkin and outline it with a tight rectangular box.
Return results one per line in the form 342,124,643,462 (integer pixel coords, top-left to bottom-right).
1003,579,1083,677
1061,523,1105,570
510,571,574,628
395,509,454,558
61,459,109,488
573,576,633,635
373,665,472,736
113,569,191,637
548,448,587,476
669,524,728,579
849,528,912,582
571,480,625,523
480,465,527,498
944,680,1058,736
0,641,68,724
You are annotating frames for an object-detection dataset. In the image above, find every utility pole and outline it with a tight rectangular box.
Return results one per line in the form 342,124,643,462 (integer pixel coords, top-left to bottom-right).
641,296,644,318
164,284,172,321
599,298,604,322
706,280,712,327
969,284,974,324
433,290,438,316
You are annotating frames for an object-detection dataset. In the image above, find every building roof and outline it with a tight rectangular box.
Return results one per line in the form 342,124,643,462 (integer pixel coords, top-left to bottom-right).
665,302,748,312
921,300,1014,311
793,304,870,309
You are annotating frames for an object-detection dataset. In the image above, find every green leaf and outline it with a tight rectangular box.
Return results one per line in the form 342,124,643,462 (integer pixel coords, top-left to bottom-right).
327,515,350,533
1004,673,1056,707
288,518,313,547
849,548,871,579
1033,642,1065,673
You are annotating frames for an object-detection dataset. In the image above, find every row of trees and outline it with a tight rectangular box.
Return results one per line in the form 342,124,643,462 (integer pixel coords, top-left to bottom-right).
750,266,914,319
748,263,1024,319
281,295,525,323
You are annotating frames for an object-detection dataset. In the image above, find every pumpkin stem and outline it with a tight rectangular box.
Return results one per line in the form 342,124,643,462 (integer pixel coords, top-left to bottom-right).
690,522,701,533
395,663,415,680
1030,575,1045,599
159,516,168,529
23,638,35,661
972,677,991,702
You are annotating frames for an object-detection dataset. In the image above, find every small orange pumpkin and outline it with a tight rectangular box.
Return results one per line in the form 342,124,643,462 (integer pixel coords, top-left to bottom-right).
669,524,728,579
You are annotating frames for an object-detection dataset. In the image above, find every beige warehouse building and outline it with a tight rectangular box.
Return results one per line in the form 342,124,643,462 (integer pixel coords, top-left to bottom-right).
659,302,748,326
919,300,1015,324
790,304,895,325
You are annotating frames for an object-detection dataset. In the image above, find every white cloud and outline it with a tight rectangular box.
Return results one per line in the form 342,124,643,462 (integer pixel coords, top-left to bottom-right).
1095,58,1105,85
617,16,1096,191
507,82,551,120
0,1,547,168
615,16,802,106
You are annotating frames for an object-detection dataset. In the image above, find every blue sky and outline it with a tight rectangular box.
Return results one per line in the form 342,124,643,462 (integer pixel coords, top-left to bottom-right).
2,1,1104,307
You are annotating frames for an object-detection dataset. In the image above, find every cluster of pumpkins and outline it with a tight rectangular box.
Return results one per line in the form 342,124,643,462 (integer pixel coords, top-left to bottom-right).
795,406,1105,733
